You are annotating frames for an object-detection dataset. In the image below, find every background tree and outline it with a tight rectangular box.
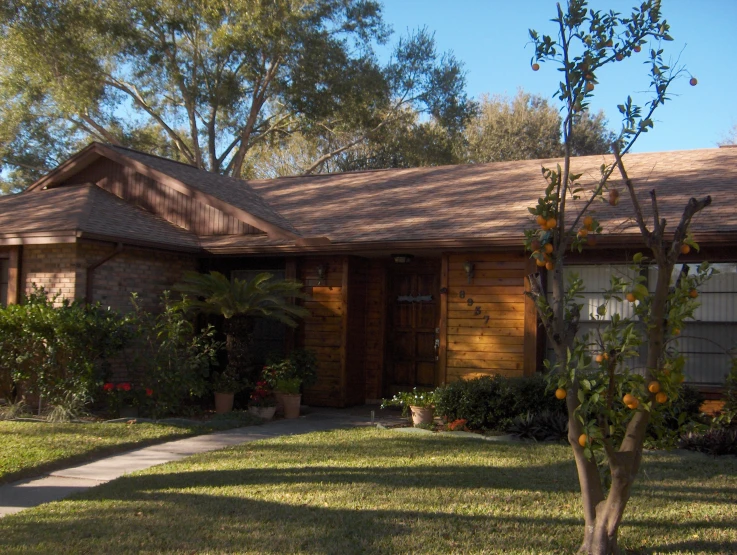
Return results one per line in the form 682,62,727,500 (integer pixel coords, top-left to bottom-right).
0,0,471,191
525,1,709,553
464,90,615,163
717,123,737,146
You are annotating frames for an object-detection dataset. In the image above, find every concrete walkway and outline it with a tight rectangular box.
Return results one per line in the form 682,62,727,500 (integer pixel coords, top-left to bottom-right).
0,406,403,518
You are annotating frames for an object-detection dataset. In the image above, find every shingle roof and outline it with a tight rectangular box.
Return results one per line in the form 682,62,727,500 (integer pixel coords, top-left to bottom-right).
104,145,299,235
0,184,200,250
242,147,737,245
8,145,737,253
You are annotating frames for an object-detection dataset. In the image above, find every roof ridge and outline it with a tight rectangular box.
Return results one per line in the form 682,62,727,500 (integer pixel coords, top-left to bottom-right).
104,143,203,170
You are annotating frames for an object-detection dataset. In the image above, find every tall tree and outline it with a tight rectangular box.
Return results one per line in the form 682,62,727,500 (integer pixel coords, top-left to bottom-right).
0,0,471,191
718,123,737,146
464,90,615,163
524,2,708,553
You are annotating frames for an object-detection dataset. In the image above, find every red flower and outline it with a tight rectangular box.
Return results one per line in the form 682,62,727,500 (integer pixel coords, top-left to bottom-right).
103,383,115,392
146,388,154,397
117,383,132,392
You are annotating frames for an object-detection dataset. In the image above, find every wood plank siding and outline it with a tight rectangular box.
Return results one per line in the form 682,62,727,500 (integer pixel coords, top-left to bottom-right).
444,253,528,382
299,257,346,407
363,259,387,400
67,158,264,235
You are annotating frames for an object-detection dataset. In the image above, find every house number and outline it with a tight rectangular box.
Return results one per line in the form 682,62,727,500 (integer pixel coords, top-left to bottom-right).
474,306,482,315
467,298,474,306
459,290,465,298
484,315,490,324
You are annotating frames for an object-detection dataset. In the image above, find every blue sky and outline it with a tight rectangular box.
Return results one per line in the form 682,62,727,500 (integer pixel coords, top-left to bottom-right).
381,0,737,153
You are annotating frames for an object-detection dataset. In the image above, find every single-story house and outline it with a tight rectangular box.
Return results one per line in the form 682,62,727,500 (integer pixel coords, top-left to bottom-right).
1,143,735,404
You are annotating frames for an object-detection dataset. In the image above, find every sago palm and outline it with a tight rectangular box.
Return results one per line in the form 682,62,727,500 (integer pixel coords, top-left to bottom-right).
174,271,309,385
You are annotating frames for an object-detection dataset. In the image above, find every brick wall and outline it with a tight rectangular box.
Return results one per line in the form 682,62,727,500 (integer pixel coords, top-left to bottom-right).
21,243,196,312
77,243,196,313
21,244,79,303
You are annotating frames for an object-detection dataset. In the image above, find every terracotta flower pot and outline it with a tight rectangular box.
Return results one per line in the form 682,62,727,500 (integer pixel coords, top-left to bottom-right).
214,392,235,414
274,391,285,415
248,406,277,420
410,405,435,426
281,393,302,419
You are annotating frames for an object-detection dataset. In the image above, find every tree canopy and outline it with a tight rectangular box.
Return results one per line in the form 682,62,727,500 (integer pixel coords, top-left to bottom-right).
0,0,471,191
464,90,615,164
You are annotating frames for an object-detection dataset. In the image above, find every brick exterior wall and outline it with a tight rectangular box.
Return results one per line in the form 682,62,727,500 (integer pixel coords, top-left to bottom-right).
21,243,197,382
21,243,196,312
77,243,197,313
21,244,79,303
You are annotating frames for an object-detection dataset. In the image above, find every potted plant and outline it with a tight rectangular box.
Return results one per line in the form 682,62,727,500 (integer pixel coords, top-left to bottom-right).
381,388,437,427
212,369,243,414
263,350,318,416
275,377,302,419
247,380,277,420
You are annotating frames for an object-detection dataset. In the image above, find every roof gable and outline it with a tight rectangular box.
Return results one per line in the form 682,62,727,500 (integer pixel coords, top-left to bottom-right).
27,143,299,240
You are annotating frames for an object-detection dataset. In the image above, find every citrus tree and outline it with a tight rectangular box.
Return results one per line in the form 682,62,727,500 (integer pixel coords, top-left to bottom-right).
525,2,711,553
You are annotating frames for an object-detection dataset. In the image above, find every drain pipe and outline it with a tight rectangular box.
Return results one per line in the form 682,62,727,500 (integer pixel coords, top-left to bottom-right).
86,243,124,303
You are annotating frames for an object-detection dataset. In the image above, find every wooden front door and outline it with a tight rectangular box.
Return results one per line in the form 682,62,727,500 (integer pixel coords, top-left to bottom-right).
386,259,441,395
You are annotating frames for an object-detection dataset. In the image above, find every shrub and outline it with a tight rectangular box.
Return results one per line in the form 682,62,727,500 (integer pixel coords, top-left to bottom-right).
0,288,130,409
435,374,566,431
679,428,737,457
506,410,569,441
130,293,221,417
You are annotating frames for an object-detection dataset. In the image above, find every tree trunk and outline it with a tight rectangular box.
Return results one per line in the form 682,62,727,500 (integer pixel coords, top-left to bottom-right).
224,315,255,383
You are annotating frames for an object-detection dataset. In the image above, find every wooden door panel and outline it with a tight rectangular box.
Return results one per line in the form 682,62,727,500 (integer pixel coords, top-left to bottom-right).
386,260,440,395
416,362,436,387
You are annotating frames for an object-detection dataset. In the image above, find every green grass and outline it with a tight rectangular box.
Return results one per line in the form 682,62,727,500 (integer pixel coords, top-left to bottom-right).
1,428,735,554
0,413,259,484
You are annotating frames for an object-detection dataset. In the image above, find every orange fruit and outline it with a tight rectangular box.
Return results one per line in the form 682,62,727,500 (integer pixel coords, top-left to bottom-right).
585,82,595,92
555,388,567,400
536,215,546,226
689,77,697,86
648,381,661,394
578,228,589,238
680,244,691,255
532,63,540,71
595,354,604,364
546,217,557,229
626,400,640,410
633,44,641,52
615,52,624,61
536,258,546,267
544,243,554,254
578,434,589,447
689,289,698,298
626,293,636,303
545,261,555,271
655,392,668,404
623,393,636,405
609,189,620,206
530,239,542,251
583,216,594,229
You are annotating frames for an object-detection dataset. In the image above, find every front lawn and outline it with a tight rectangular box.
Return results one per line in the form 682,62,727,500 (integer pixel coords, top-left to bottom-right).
1,428,735,554
0,414,258,484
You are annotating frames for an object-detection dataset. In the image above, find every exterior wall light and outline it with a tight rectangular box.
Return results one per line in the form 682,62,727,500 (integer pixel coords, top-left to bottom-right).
316,264,326,285
463,261,475,284
391,254,414,264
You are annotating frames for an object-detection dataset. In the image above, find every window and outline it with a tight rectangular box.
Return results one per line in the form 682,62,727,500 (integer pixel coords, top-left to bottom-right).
547,263,737,387
231,269,289,365
0,258,9,307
